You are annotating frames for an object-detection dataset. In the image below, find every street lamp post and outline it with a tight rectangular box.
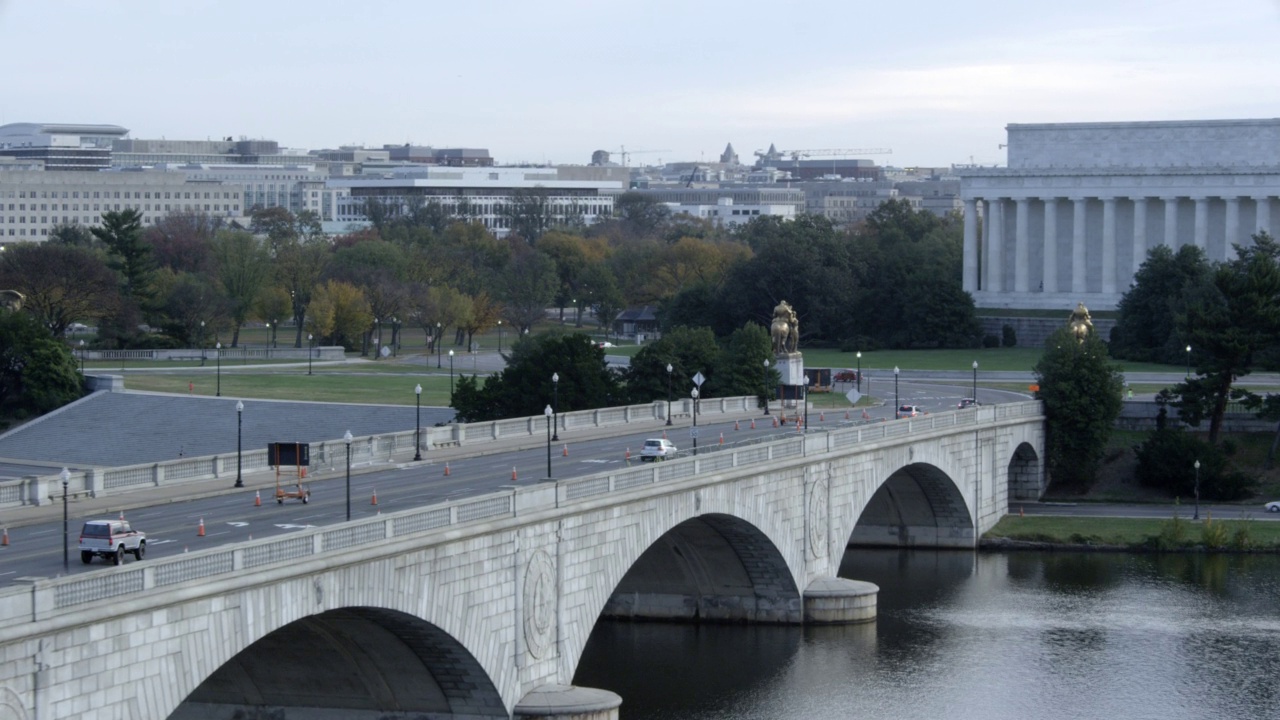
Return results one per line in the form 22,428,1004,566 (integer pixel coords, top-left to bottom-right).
1193,459,1201,521
61,467,69,572
215,342,222,397
972,360,979,403
392,317,399,357
856,351,862,392
1186,344,1192,379
200,321,206,367
235,401,244,487
691,388,699,455
436,322,442,368
545,405,554,478
344,430,353,521
893,366,900,418
374,318,381,356
414,384,423,461
78,339,85,375
551,373,560,441
307,334,314,376
497,320,503,354
448,350,455,401
666,363,673,425
763,358,771,415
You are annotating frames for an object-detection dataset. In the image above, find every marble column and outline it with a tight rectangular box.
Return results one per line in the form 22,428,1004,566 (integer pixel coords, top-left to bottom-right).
1132,197,1148,275
963,198,978,292
1225,197,1240,260
1043,198,1058,293
1256,196,1272,237
1102,197,1117,294
988,199,1004,292
1071,197,1087,293
1163,196,1178,247
1014,198,1030,292
1194,197,1209,250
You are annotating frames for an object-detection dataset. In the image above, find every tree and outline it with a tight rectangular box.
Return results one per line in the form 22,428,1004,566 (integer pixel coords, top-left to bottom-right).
707,322,772,402
496,249,557,332
211,230,270,347
624,326,720,404
1033,326,1126,490
155,271,232,346
308,280,372,349
46,223,99,249
612,192,671,238
500,187,554,243
145,209,221,274
0,309,82,418
92,209,156,303
1167,233,1280,444
273,236,329,347
0,243,119,336
1111,244,1212,363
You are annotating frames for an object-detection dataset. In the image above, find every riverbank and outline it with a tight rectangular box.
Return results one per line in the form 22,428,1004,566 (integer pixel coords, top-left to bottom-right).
983,514,1280,552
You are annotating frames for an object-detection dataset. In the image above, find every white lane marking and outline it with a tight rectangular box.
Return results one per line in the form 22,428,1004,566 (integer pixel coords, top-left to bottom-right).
227,522,249,527
273,523,315,530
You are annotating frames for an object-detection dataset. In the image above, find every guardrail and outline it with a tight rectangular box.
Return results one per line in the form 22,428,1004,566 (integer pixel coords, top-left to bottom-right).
0,396,759,509
0,401,1042,629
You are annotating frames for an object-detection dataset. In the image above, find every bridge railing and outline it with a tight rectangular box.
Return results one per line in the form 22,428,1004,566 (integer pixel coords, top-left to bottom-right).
0,400,1042,629
0,396,759,509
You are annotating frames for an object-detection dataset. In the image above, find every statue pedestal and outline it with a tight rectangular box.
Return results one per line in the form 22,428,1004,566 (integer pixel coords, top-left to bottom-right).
775,353,804,386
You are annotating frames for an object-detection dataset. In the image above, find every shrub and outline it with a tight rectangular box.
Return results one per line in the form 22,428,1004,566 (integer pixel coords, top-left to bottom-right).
1200,515,1229,549
982,334,1001,349
1156,512,1188,550
1001,323,1018,347
1230,523,1253,551
1133,428,1256,500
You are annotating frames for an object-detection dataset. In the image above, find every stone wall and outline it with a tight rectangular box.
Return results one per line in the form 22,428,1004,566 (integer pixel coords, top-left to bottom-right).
981,316,1116,348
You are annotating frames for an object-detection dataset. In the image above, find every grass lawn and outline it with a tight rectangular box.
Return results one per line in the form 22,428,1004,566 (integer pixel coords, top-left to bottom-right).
121,368,465,406
986,514,1280,550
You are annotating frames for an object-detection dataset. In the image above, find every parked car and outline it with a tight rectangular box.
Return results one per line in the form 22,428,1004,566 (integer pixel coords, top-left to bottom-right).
1265,501,1280,513
639,438,677,461
596,341,615,348
897,405,920,418
958,398,978,409
78,519,146,565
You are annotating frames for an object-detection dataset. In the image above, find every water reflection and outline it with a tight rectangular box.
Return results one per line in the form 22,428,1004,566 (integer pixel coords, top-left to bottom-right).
574,550,1280,720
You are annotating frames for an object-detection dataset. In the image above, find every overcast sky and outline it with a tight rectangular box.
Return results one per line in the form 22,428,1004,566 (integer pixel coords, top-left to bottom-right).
4,1,1279,168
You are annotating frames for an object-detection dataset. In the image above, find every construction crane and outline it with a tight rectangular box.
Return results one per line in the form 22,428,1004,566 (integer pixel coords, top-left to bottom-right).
755,147,892,162
615,146,671,167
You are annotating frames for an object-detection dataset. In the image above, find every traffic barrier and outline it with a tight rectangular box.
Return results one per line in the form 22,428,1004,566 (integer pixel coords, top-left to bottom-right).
371,490,378,506
562,444,568,457
254,491,261,507
444,462,451,476
197,518,205,537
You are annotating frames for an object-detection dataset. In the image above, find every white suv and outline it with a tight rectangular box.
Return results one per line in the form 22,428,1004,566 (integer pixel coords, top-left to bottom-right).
78,519,146,565
639,438,677,462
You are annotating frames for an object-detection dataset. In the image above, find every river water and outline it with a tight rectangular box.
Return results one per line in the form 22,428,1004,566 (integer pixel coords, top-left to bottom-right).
574,550,1280,720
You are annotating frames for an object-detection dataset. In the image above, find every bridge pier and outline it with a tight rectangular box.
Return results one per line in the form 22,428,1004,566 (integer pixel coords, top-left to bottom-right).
515,684,622,720
803,577,879,624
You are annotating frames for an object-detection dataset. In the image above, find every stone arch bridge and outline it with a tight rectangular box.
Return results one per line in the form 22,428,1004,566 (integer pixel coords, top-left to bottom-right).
0,402,1043,720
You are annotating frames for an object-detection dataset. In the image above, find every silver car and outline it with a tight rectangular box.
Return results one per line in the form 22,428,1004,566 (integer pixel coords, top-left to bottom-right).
639,438,677,462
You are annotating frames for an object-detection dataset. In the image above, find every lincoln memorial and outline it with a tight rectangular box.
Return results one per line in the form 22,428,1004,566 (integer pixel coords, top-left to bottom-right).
959,118,1280,310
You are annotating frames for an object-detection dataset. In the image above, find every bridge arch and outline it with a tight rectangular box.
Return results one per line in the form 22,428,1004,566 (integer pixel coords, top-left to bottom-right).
170,606,506,719
849,458,975,549
1008,441,1043,500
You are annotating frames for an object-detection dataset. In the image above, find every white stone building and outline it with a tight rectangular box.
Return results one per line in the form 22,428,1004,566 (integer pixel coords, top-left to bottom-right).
959,119,1280,310
665,197,795,226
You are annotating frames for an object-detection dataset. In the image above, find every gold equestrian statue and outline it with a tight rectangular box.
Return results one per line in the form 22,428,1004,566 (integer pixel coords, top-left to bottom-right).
1068,302,1093,343
770,300,799,355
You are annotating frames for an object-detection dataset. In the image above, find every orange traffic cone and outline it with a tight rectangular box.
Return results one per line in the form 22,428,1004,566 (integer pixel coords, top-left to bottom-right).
734,420,740,431
820,412,825,422
197,518,205,537
662,429,668,439
444,462,451,476
511,466,518,481
750,418,756,429
625,447,631,460
862,409,870,420
562,444,568,457
119,510,125,521
719,432,724,445
248,534,252,541
254,490,261,507
772,416,779,428
845,410,850,420
371,489,378,505
2,528,8,546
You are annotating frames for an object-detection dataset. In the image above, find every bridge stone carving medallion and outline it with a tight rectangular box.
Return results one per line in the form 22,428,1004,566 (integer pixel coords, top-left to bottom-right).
808,476,829,558
523,548,557,659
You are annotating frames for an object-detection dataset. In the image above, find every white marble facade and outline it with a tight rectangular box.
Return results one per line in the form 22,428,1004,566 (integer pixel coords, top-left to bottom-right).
959,119,1280,310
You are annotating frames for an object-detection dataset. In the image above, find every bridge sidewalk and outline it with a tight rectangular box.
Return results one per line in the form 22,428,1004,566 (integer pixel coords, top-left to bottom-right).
0,414,705,530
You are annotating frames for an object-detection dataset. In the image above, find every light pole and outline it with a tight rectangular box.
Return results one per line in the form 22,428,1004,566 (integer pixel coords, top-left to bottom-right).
60,467,69,572
235,400,244,487
1186,344,1192,379
497,320,503,354
392,317,399,357
308,334,314,376
763,358,771,415
200,320,206,367
545,405,553,478
344,430,353,521
414,384,423,461
1193,459,1201,521
972,360,979,403
666,363,673,425
856,351,862,392
691,387,699,456
216,342,222,397
551,373,560,441
436,322,442,368
78,339,85,375
803,381,809,431
893,366,900,418
448,350,455,402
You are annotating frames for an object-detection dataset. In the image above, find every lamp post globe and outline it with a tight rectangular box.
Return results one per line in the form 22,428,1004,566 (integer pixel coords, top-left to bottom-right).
234,400,244,487
344,430,354,521
545,405,554,478
665,363,673,425
414,384,423,461
551,372,560,441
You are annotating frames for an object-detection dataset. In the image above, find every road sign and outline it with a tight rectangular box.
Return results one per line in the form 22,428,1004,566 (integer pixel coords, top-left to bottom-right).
845,389,862,405
693,372,705,387
690,427,699,438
